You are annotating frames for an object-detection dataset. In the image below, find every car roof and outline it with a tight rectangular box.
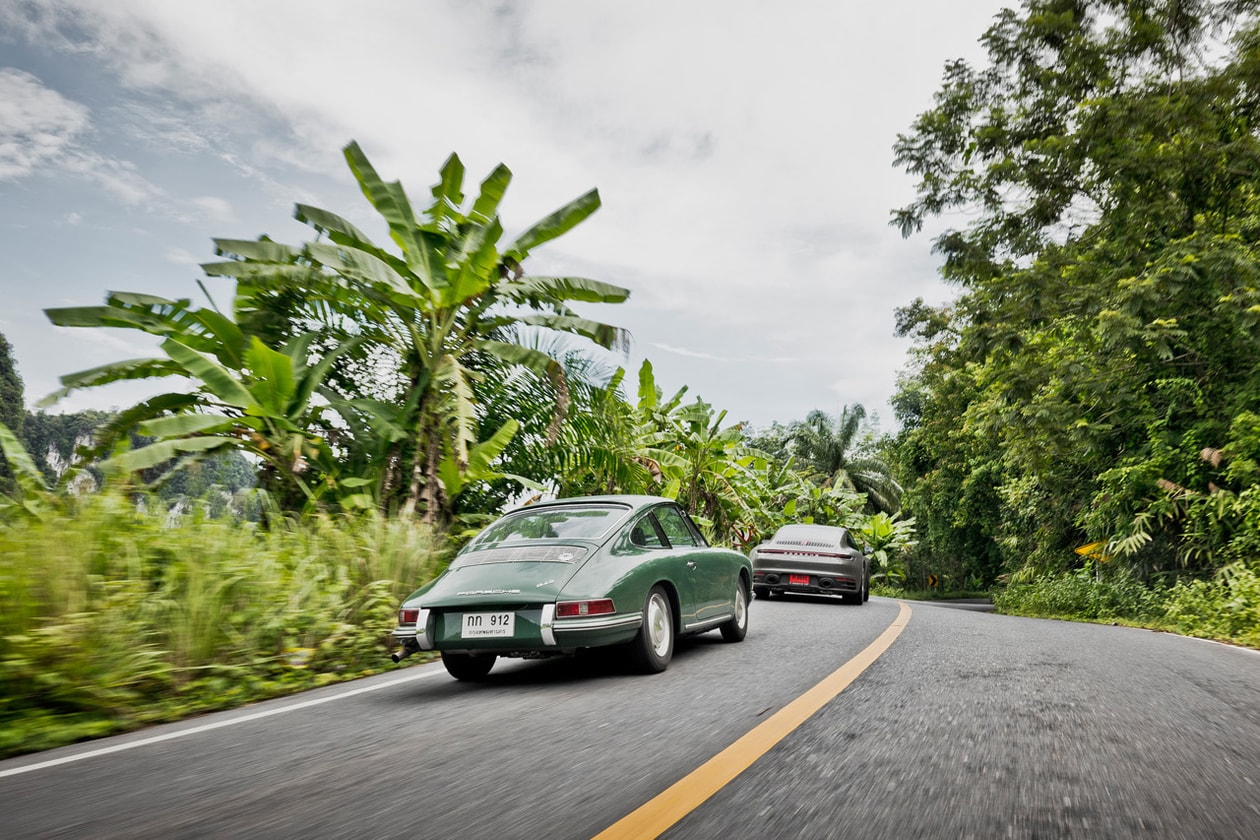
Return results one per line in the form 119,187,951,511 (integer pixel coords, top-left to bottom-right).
507,494,675,515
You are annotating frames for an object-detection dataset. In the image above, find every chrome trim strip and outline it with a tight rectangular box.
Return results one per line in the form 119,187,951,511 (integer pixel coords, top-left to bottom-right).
683,614,730,632
540,603,557,646
417,608,434,650
554,613,644,632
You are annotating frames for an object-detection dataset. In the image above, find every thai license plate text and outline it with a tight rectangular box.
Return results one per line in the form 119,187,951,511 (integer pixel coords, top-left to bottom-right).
461,612,515,638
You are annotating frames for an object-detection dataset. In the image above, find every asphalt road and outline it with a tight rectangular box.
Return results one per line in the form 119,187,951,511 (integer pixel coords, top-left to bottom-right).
2,596,1258,839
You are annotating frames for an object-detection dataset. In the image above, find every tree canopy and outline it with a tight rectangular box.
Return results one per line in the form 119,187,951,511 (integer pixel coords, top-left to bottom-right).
890,0,1260,585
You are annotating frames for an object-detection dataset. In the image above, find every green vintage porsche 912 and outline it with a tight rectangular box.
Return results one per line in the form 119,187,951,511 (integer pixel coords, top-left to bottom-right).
391,495,752,680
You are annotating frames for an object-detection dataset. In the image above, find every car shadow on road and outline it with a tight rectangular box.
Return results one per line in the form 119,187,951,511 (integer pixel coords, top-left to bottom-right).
485,635,733,686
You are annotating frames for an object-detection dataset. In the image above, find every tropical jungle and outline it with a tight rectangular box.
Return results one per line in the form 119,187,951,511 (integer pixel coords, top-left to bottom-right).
3,0,1260,760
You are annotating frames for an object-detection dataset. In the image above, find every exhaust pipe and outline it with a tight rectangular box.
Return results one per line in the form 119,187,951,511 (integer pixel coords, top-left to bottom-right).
391,640,420,663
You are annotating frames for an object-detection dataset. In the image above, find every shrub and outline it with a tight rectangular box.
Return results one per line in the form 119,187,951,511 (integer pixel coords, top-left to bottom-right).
992,566,1165,621
1164,561,1260,648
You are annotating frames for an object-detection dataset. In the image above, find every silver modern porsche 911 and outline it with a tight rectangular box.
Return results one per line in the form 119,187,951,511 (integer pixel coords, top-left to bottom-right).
750,523,870,604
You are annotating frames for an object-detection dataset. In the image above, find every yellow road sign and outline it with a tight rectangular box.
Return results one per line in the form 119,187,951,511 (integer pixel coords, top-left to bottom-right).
1074,542,1112,562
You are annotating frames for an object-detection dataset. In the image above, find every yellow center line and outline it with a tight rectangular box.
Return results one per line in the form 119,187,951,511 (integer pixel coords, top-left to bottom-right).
593,600,913,840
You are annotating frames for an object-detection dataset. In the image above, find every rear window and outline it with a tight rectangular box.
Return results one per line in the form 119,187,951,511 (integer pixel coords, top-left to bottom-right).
771,525,845,549
465,504,628,550
453,545,591,568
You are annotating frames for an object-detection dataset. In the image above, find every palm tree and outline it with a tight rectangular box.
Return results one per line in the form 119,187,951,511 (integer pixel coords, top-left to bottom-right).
788,405,902,514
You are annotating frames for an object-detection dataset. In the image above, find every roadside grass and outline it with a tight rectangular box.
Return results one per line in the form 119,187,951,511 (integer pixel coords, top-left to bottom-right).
0,489,447,760
874,565,1259,652
988,564,1260,650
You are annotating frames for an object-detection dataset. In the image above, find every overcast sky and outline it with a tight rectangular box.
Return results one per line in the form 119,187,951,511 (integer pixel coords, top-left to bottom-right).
0,0,1009,432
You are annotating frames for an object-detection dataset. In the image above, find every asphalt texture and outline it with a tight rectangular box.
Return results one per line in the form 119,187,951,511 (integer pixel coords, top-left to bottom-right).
2,595,1258,839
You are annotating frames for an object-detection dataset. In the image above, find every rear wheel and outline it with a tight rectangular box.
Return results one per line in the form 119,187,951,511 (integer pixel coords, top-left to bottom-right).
629,586,674,673
719,580,749,642
754,585,770,600
441,652,496,681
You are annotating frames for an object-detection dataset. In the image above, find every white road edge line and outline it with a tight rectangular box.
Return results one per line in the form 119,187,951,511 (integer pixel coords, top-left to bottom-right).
0,665,446,779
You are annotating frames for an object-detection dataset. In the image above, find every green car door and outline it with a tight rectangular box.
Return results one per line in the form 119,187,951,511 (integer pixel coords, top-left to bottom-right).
627,511,702,625
652,505,731,626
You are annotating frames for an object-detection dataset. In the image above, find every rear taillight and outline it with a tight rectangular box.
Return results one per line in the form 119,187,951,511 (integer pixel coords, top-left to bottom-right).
556,599,615,617
398,608,420,625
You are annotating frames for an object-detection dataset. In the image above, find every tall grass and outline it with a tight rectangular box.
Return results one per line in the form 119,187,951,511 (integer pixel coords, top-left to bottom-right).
1164,561,1260,648
991,567,1166,622
0,489,447,758
992,562,1260,650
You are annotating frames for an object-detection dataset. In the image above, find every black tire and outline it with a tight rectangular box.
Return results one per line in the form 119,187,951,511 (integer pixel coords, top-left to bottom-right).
863,573,870,602
754,586,771,600
841,589,863,605
719,579,749,642
629,585,675,673
441,651,496,681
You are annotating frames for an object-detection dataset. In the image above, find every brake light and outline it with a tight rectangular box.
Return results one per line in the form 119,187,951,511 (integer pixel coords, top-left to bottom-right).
556,599,615,617
398,608,420,625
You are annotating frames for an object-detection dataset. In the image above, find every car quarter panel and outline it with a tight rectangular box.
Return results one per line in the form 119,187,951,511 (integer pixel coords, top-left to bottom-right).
558,523,697,628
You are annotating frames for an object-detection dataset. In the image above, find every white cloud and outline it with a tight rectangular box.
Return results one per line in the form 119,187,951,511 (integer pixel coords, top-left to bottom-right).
652,343,730,362
0,65,167,207
0,0,1010,428
162,246,200,267
0,67,90,179
186,196,234,224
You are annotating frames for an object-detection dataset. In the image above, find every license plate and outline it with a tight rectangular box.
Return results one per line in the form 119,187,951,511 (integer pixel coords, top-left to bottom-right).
461,611,515,638
789,574,811,586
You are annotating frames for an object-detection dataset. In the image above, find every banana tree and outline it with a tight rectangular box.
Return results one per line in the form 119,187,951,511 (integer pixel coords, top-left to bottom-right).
655,397,752,542
203,142,629,524
112,332,361,509
43,292,357,508
550,359,692,498
858,511,919,586
727,451,813,550
0,422,62,520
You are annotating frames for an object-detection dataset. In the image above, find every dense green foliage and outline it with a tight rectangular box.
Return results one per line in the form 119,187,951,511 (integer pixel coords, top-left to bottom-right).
889,0,1260,627
20,409,109,485
0,485,446,759
14,407,254,503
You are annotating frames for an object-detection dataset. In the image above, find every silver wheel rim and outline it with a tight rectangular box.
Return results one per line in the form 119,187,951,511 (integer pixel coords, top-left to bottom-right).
647,592,671,657
734,585,747,628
